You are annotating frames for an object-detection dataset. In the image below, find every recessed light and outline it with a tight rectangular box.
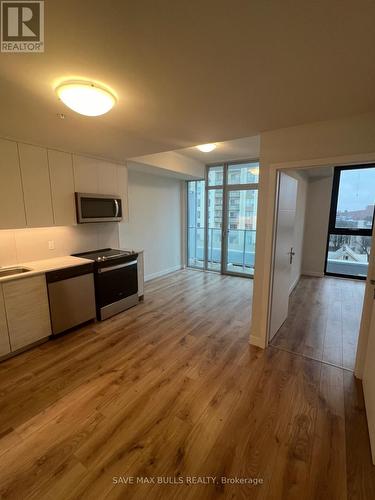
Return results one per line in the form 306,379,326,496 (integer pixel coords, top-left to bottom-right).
55,80,117,116
196,143,216,153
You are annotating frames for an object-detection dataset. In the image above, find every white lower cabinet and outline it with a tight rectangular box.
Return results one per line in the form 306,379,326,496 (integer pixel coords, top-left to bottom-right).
3,275,51,351
0,285,11,357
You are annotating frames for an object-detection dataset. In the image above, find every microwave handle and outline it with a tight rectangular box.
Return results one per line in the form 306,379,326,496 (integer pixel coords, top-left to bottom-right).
114,199,119,217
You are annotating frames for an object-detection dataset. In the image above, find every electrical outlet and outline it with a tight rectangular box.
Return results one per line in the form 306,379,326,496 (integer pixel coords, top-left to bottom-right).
48,240,55,250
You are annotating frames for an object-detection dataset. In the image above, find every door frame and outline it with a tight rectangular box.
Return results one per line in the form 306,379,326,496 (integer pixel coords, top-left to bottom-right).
252,151,375,380
205,159,259,278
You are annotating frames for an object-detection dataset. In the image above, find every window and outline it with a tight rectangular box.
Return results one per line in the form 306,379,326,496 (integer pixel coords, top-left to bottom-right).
187,161,259,277
325,165,375,279
208,165,224,186
227,162,259,185
335,168,375,229
187,180,205,268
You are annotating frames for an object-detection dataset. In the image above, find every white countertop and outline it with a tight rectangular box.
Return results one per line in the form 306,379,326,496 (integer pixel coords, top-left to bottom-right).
0,250,144,284
0,256,92,283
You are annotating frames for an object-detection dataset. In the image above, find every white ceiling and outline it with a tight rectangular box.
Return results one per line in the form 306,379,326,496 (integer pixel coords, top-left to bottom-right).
176,136,260,164
1,1,375,163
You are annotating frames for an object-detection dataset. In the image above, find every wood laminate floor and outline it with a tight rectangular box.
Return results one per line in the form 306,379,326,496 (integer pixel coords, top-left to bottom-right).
0,270,374,499
271,276,365,371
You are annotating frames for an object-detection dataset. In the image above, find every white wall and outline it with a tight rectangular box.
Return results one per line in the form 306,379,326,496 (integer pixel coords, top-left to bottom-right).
131,151,205,179
0,224,119,266
251,111,375,349
119,169,183,281
302,175,333,276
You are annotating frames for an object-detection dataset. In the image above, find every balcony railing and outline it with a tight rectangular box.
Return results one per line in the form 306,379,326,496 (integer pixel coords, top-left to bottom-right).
188,227,256,273
326,258,368,278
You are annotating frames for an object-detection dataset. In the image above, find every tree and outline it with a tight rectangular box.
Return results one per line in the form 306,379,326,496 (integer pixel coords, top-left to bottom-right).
354,236,371,262
329,234,350,252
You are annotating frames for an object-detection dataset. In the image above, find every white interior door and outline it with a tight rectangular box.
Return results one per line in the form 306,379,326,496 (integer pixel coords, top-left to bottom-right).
269,172,298,341
363,284,375,464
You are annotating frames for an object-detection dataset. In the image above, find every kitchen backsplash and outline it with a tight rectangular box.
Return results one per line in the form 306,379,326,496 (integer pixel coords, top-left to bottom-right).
0,224,120,266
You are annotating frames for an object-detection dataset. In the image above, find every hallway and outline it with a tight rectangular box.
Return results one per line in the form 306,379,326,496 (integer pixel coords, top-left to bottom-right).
271,276,365,370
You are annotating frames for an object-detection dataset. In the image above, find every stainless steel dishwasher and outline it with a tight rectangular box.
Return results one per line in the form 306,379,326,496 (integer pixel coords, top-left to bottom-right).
46,263,96,335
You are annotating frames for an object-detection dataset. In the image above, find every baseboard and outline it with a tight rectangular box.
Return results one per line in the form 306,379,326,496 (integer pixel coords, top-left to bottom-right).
301,271,324,278
249,335,266,349
144,265,183,282
289,275,300,294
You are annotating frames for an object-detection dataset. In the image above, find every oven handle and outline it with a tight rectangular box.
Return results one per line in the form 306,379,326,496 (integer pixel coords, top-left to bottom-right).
98,261,137,273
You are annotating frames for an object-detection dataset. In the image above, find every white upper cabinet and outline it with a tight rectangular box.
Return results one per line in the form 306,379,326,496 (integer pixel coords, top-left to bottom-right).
73,154,121,196
48,150,76,226
97,161,119,195
18,143,54,227
0,141,128,229
73,154,99,194
0,139,26,229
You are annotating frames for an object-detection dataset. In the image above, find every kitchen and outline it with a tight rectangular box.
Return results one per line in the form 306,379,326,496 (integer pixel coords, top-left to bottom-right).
0,137,145,359
1,1,375,498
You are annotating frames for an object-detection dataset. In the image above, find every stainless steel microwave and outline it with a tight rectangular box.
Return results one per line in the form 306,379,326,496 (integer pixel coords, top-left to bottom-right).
75,193,123,223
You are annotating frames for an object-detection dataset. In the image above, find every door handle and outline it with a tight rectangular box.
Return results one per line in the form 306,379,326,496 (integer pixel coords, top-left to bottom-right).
288,247,296,265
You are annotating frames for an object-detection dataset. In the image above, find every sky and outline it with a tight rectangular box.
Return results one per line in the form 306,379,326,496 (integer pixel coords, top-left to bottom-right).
337,168,375,212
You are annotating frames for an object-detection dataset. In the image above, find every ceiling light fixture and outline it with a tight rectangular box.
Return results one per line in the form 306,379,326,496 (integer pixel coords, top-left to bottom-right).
55,80,116,116
248,166,259,176
196,143,216,153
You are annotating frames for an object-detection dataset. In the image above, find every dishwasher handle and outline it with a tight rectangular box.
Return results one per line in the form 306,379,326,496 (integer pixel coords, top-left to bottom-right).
46,263,94,283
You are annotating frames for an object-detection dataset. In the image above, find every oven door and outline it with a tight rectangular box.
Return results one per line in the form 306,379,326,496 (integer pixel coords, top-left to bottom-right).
95,260,138,319
76,193,122,223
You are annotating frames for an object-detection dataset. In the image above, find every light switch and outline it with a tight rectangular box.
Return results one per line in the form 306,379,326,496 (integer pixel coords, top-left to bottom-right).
48,240,55,250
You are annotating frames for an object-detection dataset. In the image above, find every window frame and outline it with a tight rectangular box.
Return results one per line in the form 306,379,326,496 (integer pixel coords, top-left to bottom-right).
186,179,206,270
186,159,260,276
206,159,259,277
324,164,375,280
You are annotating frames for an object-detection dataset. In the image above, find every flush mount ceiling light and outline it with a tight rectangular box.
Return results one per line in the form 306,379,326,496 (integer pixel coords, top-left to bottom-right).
196,143,216,153
55,81,116,116
248,166,259,176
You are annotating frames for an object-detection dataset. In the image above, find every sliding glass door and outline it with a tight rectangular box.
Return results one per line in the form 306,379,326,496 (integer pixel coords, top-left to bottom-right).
187,180,205,268
187,160,259,277
224,188,258,276
325,165,375,279
221,162,258,276
206,165,224,271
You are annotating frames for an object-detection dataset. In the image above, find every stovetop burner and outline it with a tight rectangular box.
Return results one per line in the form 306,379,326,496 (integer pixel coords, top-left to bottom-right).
72,248,135,262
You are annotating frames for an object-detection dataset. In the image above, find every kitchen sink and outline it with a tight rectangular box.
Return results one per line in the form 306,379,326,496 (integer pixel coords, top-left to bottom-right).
0,267,32,277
